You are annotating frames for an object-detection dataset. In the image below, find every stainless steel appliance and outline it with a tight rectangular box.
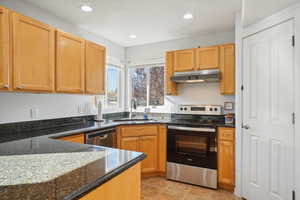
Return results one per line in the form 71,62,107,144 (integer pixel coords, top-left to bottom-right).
167,105,223,189
86,127,117,148
171,69,220,83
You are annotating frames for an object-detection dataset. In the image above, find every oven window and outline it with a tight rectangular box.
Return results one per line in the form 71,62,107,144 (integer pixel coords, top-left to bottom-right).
175,135,209,156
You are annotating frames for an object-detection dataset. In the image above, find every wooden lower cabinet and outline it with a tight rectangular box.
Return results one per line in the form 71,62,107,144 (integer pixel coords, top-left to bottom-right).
117,124,166,176
120,136,140,151
218,127,235,191
80,163,141,200
57,133,85,144
139,135,158,173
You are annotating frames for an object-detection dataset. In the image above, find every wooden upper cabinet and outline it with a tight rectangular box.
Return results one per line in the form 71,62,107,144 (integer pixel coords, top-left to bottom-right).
12,12,55,92
85,41,106,95
0,6,10,90
56,30,85,93
220,44,235,95
196,46,220,70
165,52,177,95
174,49,195,72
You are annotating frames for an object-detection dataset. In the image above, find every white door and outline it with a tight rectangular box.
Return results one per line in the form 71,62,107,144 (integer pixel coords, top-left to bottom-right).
242,20,294,200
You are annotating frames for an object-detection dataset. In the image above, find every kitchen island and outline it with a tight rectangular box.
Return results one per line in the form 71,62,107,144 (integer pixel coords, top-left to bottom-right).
0,136,145,200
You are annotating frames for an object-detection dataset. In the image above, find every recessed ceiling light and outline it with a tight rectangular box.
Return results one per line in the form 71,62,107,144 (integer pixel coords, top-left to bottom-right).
81,5,93,12
183,13,193,20
129,35,137,39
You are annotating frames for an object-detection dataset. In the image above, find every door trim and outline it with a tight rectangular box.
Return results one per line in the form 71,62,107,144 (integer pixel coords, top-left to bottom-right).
241,18,295,199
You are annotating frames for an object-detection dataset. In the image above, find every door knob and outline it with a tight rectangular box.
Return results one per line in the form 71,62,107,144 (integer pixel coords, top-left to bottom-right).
243,123,250,130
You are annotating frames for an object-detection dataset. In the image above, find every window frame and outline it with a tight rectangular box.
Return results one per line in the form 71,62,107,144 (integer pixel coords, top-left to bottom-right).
128,63,165,112
102,59,125,113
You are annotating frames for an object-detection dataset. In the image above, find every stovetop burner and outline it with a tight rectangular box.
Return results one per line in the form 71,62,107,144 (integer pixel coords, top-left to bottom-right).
170,114,224,127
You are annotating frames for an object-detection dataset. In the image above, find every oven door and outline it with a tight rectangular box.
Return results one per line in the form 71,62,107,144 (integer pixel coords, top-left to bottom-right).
167,126,217,169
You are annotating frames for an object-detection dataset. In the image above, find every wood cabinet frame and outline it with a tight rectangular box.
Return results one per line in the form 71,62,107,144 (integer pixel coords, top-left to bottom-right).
12,12,55,92
85,41,106,95
56,30,85,93
0,6,10,91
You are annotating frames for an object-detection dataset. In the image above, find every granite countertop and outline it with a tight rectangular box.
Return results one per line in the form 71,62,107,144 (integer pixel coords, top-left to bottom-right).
0,118,234,144
0,135,145,200
0,117,234,200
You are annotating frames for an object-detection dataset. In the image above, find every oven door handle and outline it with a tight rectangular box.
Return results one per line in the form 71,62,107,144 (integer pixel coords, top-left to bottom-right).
168,126,215,132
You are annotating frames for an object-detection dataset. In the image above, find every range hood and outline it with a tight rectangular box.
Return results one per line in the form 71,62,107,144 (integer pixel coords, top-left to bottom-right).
171,69,220,83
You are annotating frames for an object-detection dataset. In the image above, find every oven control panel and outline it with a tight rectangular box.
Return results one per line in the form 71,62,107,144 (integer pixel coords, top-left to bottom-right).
177,105,222,115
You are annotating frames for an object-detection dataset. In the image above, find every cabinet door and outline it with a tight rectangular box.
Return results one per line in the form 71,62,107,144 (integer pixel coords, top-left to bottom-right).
58,133,85,144
86,41,106,95
0,6,10,90
196,46,219,70
56,31,85,93
139,135,158,173
220,44,235,95
12,13,55,92
218,127,235,191
174,49,195,72
218,140,235,190
165,52,177,95
158,125,167,173
120,137,140,152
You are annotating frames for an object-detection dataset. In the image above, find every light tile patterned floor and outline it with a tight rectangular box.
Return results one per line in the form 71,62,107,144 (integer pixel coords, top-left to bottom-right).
142,177,241,200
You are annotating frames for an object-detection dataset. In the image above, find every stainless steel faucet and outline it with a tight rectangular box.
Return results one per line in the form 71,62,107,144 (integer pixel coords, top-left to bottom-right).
130,99,137,119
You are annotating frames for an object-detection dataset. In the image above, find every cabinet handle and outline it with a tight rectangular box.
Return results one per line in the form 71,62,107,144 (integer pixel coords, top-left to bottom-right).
16,86,23,89
3,84,9,89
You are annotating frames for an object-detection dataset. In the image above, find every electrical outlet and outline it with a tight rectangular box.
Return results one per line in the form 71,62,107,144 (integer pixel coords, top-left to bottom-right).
30,108,39,119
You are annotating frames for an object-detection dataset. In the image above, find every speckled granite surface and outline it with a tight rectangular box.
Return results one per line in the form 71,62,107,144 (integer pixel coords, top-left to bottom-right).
0,152,106,186
0,137,145,200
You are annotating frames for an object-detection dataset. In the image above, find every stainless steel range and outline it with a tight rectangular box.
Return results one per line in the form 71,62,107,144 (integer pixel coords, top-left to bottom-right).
167,105,223,189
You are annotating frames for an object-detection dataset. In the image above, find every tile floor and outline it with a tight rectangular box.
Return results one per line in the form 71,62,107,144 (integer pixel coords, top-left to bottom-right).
142,177,241,200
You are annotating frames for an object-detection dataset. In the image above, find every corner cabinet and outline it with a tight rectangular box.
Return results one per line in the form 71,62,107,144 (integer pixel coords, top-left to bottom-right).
117,124,166,176
56,30,85,94
220,44,235,95
174,49,195,72
165,51,177,95
0,6,10,91
12,12,55,92
218,127,235,191
85,41,106,95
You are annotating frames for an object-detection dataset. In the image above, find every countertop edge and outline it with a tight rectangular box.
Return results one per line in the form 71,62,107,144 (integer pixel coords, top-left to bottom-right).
64,153,147,200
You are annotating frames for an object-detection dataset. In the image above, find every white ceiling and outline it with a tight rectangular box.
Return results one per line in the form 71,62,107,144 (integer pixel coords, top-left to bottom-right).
25,0,241,47
244,0,300,26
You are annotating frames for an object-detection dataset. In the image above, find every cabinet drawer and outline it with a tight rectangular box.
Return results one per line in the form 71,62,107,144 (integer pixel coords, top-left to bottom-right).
121,125,158,137
218,128,234,141
58,133,85,144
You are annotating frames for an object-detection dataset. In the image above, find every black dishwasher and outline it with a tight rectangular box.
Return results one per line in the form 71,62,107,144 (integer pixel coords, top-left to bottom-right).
85,127,117,148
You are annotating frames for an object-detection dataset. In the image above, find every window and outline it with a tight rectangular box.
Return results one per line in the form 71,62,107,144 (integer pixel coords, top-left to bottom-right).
129,65,164,107
106,65,121,108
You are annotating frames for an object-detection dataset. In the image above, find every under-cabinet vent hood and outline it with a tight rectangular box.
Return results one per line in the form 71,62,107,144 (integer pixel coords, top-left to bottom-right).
171,69,220,83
